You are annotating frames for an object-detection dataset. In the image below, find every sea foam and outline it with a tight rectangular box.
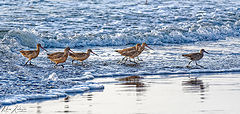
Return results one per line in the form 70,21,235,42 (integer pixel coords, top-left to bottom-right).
0,82,104,105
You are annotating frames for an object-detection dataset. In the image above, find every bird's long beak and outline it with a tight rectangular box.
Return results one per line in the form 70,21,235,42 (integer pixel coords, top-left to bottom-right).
91,51,98,56
145,44,153,50
204,50,209,54
40,46,48,52
69,49,75,53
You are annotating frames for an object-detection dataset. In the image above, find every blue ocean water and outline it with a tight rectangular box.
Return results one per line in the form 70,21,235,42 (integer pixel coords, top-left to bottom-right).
1,0,240,47
1,0,240,105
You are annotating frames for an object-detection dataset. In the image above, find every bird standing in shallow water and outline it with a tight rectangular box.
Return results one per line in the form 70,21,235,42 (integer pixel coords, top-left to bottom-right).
69,49,98,65
116,43,153,64
115,43,141,63
115,44,141,56
64,96,70,102
182,49,209,67
20,43,48,65
131,43,153,62
47,47,74,68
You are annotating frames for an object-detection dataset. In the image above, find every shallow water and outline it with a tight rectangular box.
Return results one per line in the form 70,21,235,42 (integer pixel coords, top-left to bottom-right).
2,72,240,114
2,38,240,105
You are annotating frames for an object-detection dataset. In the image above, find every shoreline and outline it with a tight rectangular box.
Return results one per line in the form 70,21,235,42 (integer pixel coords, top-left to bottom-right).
1,72,240,114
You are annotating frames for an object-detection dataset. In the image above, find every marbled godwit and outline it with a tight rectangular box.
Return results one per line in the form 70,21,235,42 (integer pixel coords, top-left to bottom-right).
69,49,98,65
47,47,73,68
115,43,141,56
132,42,153,61
182,49,209,67
124,43,153,63
64,96,70,102
115,43,141,63
20,43,48,65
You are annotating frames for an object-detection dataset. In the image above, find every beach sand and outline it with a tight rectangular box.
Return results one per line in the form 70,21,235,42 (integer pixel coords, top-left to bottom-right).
2,72,240,114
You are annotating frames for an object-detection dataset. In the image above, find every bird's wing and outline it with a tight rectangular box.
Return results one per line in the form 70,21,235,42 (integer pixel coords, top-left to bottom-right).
116,46,136,53
47,52,64,59
20,50,35,57
182,53,201,59
121,49,138,56
70,53,85,57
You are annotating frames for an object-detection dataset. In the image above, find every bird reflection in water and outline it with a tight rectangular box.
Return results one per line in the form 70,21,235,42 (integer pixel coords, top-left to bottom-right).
116,76,146,93
63,105,70,113
182,77,209,102
36,103,41,114
62,96,73,113
86,93,93,101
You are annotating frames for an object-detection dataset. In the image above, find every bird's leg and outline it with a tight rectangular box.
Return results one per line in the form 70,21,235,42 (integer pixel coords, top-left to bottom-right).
195,61,204,68
124,57,128,64
72,60,74,64
118,57,126,63
122,57,127,63
117,57,122,63
54,64,64,68
133,58,137,62
24,60,30,65
29,60,32,65
129,58,133,62
129,58,135,63
54,64,58,68
137,57,143,61
129,58,138,64
186,61,192,67
133,59,137,64
134,59,139,64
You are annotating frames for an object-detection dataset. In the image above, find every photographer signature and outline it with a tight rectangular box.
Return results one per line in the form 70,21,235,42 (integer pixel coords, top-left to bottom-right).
1,105,26,113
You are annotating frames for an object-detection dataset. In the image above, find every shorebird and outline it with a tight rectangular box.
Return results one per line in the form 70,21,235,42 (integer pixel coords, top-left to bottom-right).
115,43,141,56
131,43,153,61
123,43,153,63
20,43,48,65
69,49,98,65
64,96,70,102
47,47,74,68
115,43,141,63
182,49,209,67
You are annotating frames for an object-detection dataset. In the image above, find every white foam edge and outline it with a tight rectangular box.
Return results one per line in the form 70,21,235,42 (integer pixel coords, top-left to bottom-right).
0,82,104,105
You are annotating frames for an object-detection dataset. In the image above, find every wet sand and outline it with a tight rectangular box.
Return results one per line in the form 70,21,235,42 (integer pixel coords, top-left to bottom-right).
1,72,240,114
